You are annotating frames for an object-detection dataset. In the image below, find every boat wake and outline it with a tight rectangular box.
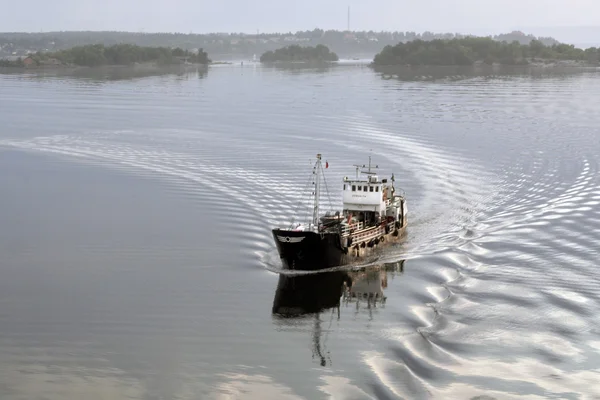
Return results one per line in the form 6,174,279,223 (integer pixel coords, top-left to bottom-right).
0,112,503,272
2,69,600,400
337,114,506,258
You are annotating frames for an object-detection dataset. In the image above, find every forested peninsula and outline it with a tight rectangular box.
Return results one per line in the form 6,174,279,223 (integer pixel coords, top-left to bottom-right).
0,44,210,68
372,37,600,66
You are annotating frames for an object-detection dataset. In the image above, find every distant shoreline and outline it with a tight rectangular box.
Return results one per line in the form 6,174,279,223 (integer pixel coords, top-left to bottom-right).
2,59,598,79
371,59,600,69
0,60,209,72
4,32,598,73
370,38,600,69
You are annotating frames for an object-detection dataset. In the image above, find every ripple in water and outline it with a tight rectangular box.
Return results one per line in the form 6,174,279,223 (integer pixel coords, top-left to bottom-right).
1,68,600,399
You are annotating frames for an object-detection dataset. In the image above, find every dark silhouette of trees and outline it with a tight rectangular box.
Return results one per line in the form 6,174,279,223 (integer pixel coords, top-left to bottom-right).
260,44,338,62
372,37,600,66
34,44,211,67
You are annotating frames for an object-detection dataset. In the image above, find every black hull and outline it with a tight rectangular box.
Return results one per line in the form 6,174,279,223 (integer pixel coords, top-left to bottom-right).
271,229,347,271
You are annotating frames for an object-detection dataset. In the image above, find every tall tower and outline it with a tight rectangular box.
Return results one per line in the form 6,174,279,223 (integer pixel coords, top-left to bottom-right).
347,6,350,32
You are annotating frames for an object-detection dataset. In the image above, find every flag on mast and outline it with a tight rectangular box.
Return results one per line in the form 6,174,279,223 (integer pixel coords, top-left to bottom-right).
325,161,329,168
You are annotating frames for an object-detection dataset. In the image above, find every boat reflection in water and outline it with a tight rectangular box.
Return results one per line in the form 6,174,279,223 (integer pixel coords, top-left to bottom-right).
271,260,405,366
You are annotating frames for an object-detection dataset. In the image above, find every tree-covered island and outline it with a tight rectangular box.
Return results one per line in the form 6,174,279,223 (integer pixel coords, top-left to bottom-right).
260,44,338,62
0,44,210,68
372,37,600,66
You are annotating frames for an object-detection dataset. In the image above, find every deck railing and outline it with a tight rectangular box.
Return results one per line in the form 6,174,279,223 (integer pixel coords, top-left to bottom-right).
340,221,363,237
351,225,384,243
340,221,396,245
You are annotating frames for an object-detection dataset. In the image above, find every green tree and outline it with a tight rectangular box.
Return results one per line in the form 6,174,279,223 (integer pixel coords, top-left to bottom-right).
45,44,211,66
372,37,593,66
260,44,338,62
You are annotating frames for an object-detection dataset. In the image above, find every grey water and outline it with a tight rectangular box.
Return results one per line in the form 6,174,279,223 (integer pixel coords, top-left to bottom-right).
1,64,599,399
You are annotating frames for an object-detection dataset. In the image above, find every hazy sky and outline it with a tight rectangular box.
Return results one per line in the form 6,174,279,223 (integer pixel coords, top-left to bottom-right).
1,0,599,34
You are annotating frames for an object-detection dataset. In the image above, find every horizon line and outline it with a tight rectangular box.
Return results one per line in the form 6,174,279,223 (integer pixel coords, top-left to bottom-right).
4,26,598,35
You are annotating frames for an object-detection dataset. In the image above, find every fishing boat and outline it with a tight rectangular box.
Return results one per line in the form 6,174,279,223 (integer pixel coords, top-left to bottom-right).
271,154,407,271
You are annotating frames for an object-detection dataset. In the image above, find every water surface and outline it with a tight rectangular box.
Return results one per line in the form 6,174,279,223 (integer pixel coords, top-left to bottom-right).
1,65,599,399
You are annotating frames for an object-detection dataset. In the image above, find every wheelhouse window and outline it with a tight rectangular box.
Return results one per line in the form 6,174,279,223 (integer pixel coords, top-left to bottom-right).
376,187,379,192
369,186,374,192
363,186,368,191
352,185,356,191
358,186,362,191
343,184,346,190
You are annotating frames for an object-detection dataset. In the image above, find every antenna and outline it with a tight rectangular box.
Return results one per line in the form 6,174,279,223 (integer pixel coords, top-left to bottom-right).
353,164,361,179
347,6,350,31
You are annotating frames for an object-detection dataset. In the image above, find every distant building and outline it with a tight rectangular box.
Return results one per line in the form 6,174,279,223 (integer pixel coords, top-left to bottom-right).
39,58,61,66
1,55,32,63
0,55,35,66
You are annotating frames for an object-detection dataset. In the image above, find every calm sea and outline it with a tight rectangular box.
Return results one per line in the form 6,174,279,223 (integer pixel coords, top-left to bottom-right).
1,63,599,399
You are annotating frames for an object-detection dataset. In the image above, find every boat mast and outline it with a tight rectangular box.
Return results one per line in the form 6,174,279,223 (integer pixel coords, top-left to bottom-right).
354,154,378,178
312,154,322,231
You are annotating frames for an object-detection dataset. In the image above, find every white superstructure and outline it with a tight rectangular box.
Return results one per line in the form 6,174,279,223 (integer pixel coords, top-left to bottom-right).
342,174,385,213
340,156,404,227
